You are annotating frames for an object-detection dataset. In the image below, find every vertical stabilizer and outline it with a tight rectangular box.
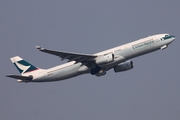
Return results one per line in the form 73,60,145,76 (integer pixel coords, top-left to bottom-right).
10,56,39,75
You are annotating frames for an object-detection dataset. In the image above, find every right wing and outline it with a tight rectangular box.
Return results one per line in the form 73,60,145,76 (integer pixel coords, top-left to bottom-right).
36,46,98,63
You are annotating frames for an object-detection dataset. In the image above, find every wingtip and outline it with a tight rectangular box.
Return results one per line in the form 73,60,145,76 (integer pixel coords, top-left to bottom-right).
36,45,41,49
36,46,44,50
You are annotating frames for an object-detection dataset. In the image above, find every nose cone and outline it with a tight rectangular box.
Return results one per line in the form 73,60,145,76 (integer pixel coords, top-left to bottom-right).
172,35,175,39
170,35,175,43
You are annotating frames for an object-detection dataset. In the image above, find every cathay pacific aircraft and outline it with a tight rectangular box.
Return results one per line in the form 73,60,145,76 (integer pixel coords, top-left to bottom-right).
6,34,175,83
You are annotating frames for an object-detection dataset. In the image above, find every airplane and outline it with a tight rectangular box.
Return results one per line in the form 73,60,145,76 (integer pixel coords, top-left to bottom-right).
6,34,175,83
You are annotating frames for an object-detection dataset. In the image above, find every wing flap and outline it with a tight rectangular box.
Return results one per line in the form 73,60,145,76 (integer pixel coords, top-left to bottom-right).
36,46,98,63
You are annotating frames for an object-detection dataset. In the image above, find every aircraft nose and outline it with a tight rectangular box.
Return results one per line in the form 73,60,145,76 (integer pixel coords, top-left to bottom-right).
163,35,175,44
167,35,175,43
171,35,175,42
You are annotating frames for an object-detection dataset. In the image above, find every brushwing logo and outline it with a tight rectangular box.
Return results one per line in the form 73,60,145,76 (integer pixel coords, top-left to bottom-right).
14,61,31,74
13,60,37,74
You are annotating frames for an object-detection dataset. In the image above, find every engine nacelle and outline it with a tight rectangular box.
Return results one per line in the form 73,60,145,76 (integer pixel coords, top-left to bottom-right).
114,61,133,72
95,54,114,65
95,69,106,77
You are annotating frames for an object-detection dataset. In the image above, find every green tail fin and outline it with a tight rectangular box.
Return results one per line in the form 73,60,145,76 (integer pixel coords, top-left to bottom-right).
10,56,39,74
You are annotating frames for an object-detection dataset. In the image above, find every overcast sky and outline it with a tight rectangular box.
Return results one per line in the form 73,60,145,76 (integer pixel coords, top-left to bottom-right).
1,1,180,120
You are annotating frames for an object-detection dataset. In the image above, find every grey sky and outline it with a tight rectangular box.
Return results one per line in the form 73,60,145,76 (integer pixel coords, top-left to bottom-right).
1,1,180,120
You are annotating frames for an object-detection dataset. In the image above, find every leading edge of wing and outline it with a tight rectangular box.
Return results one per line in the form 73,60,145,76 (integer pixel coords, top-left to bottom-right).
36,46,98,63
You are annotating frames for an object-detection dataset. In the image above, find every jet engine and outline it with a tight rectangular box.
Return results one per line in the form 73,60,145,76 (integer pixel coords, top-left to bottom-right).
95,69,106,77
114,61,133,72
95,54,114,66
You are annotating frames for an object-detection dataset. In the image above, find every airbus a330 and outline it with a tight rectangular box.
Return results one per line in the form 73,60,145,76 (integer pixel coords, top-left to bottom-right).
6,34,175,83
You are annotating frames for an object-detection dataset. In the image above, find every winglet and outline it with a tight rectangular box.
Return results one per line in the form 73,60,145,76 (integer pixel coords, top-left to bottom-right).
36,46,44,50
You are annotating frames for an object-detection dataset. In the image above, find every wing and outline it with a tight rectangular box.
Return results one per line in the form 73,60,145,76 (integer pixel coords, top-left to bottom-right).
36,46,98,63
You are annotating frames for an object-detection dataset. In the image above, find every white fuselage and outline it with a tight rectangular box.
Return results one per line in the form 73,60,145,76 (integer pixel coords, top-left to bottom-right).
26,34,174,82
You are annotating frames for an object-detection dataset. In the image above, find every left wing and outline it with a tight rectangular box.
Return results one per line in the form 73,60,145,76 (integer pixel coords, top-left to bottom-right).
36,46,98,63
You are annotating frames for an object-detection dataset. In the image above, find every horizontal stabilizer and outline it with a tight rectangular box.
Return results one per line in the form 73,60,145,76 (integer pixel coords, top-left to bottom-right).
6,75,33,80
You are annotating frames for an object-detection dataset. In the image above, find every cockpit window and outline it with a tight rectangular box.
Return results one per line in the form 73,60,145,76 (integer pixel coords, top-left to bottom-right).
162,35,175,41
